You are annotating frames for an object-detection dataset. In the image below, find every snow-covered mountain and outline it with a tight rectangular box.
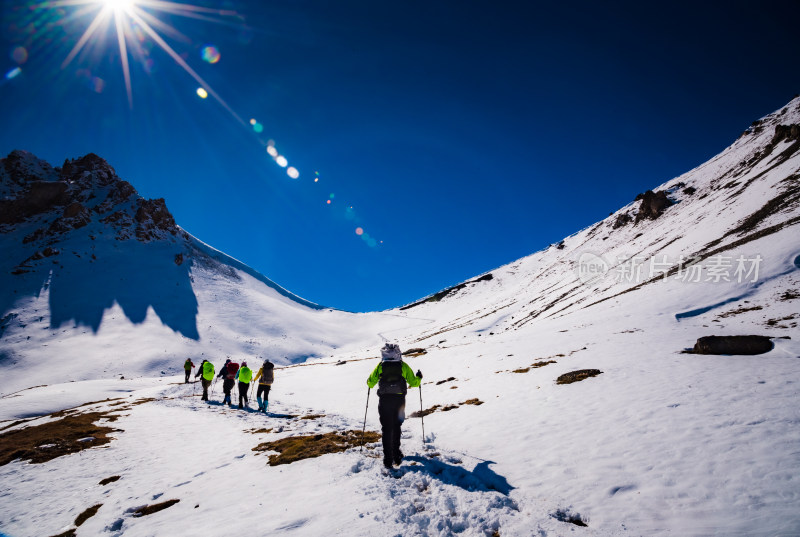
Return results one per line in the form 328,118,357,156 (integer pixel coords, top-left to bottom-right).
0,151,413,394
1,97,798,537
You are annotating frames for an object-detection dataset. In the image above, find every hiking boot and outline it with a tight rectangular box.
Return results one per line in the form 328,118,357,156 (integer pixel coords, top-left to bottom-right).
238,404,243,409
393,451,403,466
383,458,393,470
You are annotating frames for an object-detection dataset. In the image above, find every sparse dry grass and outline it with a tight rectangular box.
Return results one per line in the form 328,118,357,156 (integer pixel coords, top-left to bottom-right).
556,370,602,385
0,411,121,466
99,476,120,486
132,499,180,517
253,430,381,466
75,504,102,526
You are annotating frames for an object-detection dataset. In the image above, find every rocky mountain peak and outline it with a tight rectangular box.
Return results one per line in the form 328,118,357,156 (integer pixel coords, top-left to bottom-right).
0,151,181,244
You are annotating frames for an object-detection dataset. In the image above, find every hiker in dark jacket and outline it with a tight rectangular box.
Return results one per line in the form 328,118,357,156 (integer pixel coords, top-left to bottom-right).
253,359,274,413
183,358,195,383
217,358,238,406
366,343,422,469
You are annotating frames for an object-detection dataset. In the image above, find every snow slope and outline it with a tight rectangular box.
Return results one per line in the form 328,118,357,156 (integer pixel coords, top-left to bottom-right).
1,98,799,536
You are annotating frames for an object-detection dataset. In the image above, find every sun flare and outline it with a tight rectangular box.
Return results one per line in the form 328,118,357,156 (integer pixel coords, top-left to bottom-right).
101,0,134,12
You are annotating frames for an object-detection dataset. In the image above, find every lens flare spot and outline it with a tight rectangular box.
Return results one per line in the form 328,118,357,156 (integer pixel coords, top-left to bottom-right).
329,193,335,199
250,118,256,125
266,146,278,157
196,87,208,99
5,67,21,80
253,123,264,133
201,45,221,64
326,199,331,205
314,178,319,183
355,227,364,236
11,46,28,64
275,156,288,167
287,166,299,179
90,76,105,93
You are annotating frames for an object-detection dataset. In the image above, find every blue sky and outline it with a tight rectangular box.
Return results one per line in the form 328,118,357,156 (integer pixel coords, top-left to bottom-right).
1,0,798,311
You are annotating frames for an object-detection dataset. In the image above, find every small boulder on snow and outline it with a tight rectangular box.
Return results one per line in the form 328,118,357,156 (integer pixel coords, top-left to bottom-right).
691,335,774,355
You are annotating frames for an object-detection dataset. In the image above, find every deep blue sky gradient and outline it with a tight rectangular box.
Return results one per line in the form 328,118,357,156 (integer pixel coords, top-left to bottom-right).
1,0,799,311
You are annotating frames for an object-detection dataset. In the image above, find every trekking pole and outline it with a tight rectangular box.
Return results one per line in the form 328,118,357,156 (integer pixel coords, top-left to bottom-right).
211,376,218,396
419,384,426,445
360,387,370,452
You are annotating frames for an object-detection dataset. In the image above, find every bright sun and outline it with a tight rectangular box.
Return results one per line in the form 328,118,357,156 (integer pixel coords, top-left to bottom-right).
102,0,134,11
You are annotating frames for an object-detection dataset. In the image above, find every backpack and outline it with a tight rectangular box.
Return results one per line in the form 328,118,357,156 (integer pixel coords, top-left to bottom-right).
260,361,274,385
226,362,239,379
377,361,406,396
239,366,253,384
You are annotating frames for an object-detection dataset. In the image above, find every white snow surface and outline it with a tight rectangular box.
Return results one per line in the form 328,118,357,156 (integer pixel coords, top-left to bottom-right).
1,98,799,536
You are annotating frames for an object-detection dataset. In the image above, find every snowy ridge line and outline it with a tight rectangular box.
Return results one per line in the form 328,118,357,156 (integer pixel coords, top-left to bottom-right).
186,230,325,310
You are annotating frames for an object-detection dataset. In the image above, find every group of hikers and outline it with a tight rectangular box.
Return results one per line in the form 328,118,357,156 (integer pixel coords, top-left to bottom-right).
183,343,422,469
183,357,274,412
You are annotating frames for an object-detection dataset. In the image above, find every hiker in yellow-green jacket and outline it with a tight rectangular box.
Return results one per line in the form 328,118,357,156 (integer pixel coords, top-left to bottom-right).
195,359,215,401
236,361,253,410
253,359,275,413
366,343,422,469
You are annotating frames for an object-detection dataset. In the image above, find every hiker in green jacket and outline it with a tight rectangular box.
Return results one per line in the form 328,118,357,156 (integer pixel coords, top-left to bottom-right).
236,361,253,409
195,359,215,401
366,343,422,469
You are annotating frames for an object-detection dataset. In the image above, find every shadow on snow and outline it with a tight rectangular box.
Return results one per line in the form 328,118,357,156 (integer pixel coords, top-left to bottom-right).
401,455,514,496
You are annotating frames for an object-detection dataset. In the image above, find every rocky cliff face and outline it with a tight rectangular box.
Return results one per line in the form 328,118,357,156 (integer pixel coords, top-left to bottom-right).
1,150,185,273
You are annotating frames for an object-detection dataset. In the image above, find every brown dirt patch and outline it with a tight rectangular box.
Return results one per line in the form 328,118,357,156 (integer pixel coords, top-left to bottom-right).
717,305,763,318
780,289,799,301
556,370,603,385
411,405,442,418
248,428,273,434
75,504,102,526
435,377,456,385
299,414,326,420
253,430,381,466
766,315,799,328
99,475,121,486
0,411,121,466
132,499,180,517
410,398,483,417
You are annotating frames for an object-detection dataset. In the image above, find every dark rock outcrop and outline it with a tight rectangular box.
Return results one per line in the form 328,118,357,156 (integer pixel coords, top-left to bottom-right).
0,181,70,225
771,124,800,145
612,212,632,229
691,335,773,355
635,190,674,223
135,198,177,241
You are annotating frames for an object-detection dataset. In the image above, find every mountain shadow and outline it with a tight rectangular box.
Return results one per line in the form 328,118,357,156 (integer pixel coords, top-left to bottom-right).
1,237,199,340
